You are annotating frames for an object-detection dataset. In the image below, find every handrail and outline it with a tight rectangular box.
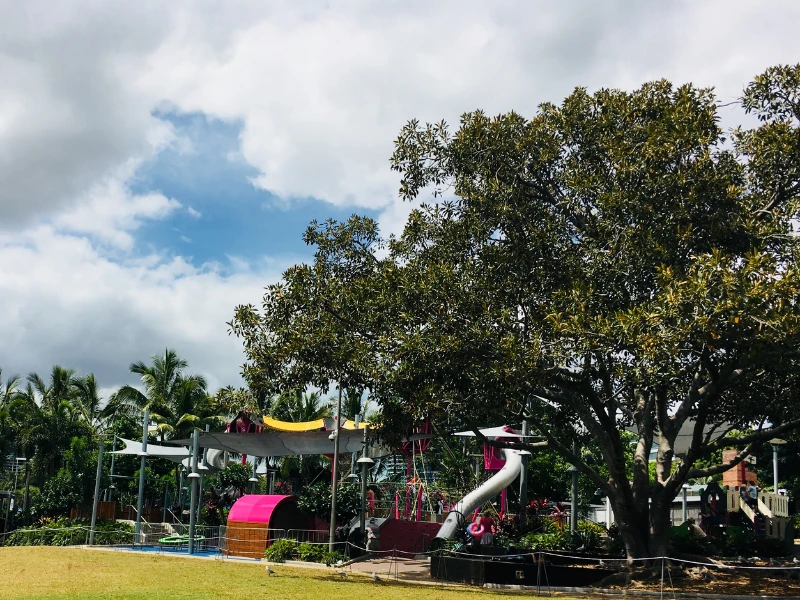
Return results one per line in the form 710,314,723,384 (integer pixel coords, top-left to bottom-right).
126,504,149,526
166,507,182,525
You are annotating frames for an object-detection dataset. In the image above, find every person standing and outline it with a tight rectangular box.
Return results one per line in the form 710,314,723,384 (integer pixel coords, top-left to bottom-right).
747,481,759,510
479,511,495,546
366,517,380,553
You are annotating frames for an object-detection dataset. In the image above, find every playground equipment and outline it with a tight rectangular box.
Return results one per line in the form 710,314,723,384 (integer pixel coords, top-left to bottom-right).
436,447,524,539
225,494,314,558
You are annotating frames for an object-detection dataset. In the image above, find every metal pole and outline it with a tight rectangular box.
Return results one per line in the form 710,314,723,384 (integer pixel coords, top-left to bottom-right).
178,470,184,514
4,459,19,533
89,439,105,544
134,408,149,544
22,458,31,513
519,416,530,526
105,436,116,502
360,461,368,537
162,482,168,524
773,445,779,492
605,495,612,529
197,424,209,521
328,385,342,552
570,442,578,534
188,429,199,555
359,426,370,538
269,470,275,495
681,486,688,523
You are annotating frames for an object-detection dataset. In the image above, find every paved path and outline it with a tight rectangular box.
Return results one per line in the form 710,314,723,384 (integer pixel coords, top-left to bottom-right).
345,556,433,582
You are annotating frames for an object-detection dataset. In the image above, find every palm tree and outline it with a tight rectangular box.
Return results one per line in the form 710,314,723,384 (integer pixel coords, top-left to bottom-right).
0,368,23,461
11,367,90,502
103,349,223,435
103,349,188,426
74,374,104,430
270,390,331,423
1,368,22,406
103,349,225,497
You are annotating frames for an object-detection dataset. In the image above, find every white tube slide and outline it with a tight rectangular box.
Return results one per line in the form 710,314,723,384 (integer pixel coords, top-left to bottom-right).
436,448,523,539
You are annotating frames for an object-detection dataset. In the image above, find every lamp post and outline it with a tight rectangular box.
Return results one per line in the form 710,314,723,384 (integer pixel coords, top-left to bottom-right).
197,424,209,520
358,455,374,540
134,408,150,544
328,385,342,552
3,457,24,533
89,439,105,545
188,429,200,555
248,460,259,495
770,438,786,492
519,417,530,526
566,465,578,534
104,436,116,502
681,484,689,523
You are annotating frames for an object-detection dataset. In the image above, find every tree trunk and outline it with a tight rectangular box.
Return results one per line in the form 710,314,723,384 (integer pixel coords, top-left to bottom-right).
615,503,651,561
648,495,672,559
611,491,674,562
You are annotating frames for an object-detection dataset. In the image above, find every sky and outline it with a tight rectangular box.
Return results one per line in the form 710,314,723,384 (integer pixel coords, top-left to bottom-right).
1,0,799,399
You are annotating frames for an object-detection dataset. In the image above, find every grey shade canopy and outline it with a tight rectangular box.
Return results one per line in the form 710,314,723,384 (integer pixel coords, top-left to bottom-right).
112,438,190,463
167,430,371,457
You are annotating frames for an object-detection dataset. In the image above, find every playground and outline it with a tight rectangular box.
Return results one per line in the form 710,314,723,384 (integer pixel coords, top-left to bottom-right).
5,412,799,598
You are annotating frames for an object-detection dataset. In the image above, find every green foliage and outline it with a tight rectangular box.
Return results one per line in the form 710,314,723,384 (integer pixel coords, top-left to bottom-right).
669,524,716,556
519,522,604,553
520,532,566,551
295,542,326,562
6,518,133,546
297,481,360,523
264,538,297,562
35,471,82,518
216,463,251,490
668,524,791,558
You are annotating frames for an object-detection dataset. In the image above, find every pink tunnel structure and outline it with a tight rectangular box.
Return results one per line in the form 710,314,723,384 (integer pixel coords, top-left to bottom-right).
225,494,310,558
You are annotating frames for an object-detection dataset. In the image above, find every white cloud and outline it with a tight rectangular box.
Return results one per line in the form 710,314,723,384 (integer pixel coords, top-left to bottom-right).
3,1,800,228
54,175,182,250
0,226,288,392
2,0,800,393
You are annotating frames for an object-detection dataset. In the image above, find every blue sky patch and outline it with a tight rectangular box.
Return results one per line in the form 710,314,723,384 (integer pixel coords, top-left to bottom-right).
129,111,377,270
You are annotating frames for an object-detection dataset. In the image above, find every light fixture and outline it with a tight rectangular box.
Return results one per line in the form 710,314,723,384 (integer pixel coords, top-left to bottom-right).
356,457,375,466
566,465,578,473
770,438,787,446
187,472,201,479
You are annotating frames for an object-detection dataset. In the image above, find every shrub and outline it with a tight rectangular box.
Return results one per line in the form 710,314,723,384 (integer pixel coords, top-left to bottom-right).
264,538,297,562
668,523,715,555
519,532,566,551
5,518,133,547
323,550,347,566
296,542,325,562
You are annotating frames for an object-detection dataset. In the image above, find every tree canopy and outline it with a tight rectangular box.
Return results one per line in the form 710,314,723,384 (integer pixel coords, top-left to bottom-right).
230,65,800,558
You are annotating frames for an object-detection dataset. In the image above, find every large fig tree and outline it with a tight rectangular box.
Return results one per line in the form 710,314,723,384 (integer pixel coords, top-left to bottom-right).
231,65,800,559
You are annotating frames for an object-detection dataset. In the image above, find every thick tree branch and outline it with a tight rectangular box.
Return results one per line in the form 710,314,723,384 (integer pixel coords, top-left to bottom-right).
687,444,755,479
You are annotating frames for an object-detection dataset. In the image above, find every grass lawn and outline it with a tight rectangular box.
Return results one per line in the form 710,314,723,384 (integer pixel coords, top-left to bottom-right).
0,547,553,600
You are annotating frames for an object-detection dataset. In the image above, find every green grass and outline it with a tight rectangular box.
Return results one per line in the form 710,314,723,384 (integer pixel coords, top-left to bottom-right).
0,547,554,600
